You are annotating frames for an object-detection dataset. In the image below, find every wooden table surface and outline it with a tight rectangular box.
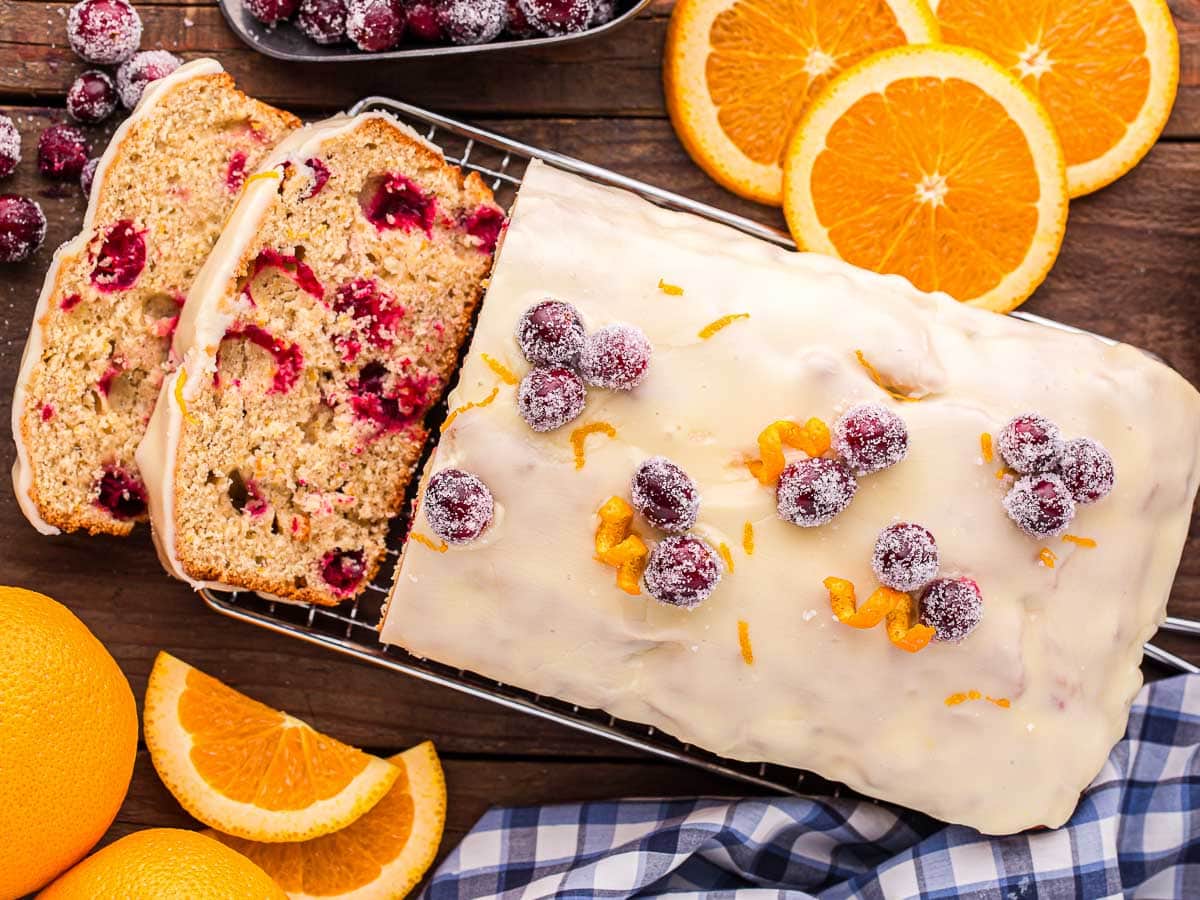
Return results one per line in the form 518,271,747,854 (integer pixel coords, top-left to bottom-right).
1,0,1199,877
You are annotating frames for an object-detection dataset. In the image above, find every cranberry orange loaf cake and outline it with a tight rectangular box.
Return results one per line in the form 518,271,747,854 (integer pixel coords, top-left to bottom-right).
138,113,502,605
12,59,298,535
381,161,1200,834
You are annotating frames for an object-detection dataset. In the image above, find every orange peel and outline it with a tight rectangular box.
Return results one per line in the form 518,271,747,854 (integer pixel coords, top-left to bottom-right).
480,353,518,385
1037,547,1057,568
175,370,199,426
598,534,648,567
698,313,750,339
658,278,684,296
737,620,754,665
571,421,617,470
980,432,994,463
717,542,734,573
441,386,499,432
595,497,647,595
885,591,935,653
855,350,923,402
825,577,902,629
742,522,755,556
1062,534,1096,548
748,418,831,485
410,532,448,553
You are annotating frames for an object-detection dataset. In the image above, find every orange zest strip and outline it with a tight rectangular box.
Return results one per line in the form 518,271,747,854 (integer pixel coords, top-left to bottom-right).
658,278,684,296
616,556,647,595
410,532,448,553
598,534,647,567
480,353,518,385
698,313,750,339
175,370,199,426
1038,547,1057,568
737,620,754,665
995,468,1009,480
885,591,935,653
989,696,1011,709
945,690,1010,709
980,432,994,464
748,418,831,486
595,496,647,595
244,170,282,188
825,577,898,629
1062,534,1097,548
570,421,617,470
854,350,923,402
441,386,499,432
717,542,734,573
742,522,755,556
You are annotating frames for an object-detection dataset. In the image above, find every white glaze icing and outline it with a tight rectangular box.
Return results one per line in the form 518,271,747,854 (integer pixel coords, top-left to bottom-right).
380,161,1200,834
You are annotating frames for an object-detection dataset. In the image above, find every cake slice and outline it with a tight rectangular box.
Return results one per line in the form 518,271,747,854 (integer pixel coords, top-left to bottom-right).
12,59,298,536
138,113,503,605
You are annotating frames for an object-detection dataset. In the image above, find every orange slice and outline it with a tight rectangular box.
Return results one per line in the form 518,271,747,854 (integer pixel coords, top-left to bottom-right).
209,742,447,900
144,652,399,843
932,0,1178,196
664,0,940,205
782,44,1068,312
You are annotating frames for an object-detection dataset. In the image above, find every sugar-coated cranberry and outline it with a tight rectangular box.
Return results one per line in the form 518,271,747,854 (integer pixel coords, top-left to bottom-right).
872,522,939,592
644,535,722,609
506,0,536,35
520,0,594,34
243,0,300,26
832,403,907,475
1057,437,1115,504
346,0,404,51
997,413,1062,474
438,0,507,44
424,468,495,544
297,0,347,42
0,195,47,263
517,366,586,432
404,1,443,40
776,457,857,528
920,577,983,643
631,457,699,534
590,0,615,25
0,115,19,180
37,124,90,180
116,51,182,109
363,172,437,234
1003,473,1076,538
67,0,142,65
579,324,650,391
90,219,146,291
67,70,119,124
319,548,366,596
464,204,504,253
515,299,585,366
93,465,147,520
80,158,100,197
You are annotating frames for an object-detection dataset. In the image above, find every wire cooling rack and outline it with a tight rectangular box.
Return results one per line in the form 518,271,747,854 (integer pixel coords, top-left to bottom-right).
201,98,1198,798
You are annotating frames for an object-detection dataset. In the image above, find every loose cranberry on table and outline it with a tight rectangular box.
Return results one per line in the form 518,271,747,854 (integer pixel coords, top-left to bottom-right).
997,413,1062,474
1003,473,1076,538
1057,437,1115,504
517,365,587,432
438,0,507,44
80,157,100,197
0,195,47,264
872,522,939,592
643,535,722,608
515,299,586,366
67,70,119,125
243,0,301,26
631,456,699,534
116,50,182,109
832,402,908,475
424,468,494,544
38,124,90,180
0,115,19,180
920,577,984,643
579,324,651,391
518,0,595,35
297,0,348,44
346,0,405,52
404,1,443,41
67,0,143,65
776,456,857,528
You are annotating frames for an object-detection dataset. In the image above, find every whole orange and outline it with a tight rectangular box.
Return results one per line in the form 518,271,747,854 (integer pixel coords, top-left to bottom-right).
0,586,138,899
36,828,286,899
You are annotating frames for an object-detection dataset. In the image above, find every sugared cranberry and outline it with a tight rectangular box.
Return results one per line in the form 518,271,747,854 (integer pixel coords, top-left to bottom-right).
438,0,507,44
920,577,984,643
515,299,585,366
67,70,118,124
579,324,650,391
517,366,586,432
116,51,182,109
346,0,405,51
872,522,939,592
644,535,722,608
0,196,47,263
94,465,147,520
243,0,300,26
80,158,100,197
1058,437,1114,504
424,468,494,544
298,0,347,42
464,204,505,253
0,115,19,180
997,413,1062,474
518,0,593,34
404,0,443,39
631,457,699,534
1003,473,1075,538
506,0,536,35
590,0,615,25
67,0,142,65
363,172,437,233
319,548,366,597
37,124,90,180
91,220,146,291
776,457,857,528
832,403,907,475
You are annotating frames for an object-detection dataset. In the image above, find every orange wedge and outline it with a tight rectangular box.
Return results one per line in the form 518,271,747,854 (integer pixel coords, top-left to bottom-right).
782,44,1068,312
144,652,399,843
933,0,1178,196
209,742,447,900
664,0,940,205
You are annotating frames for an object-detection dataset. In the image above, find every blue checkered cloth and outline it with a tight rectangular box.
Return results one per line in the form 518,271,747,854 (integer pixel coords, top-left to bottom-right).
424,674,1200,899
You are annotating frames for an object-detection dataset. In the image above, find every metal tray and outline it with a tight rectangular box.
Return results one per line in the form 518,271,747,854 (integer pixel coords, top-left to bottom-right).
219,0,653,64
201,97,1197,800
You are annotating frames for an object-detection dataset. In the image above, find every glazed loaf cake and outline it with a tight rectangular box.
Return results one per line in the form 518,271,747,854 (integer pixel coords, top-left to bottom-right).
380,161,1200,834
138,113,502,605
12,59,298,536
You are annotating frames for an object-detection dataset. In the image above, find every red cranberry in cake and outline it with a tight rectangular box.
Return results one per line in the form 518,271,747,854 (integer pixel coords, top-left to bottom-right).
424,468,495,544
333,278,406,359
319,548,366,597
243,0,300,26
94,465,147,520
872,522,939,592
298,0,348,43
304,158,332,197
80,158,99,197
998,413,1062,474
61,293,83,312
404,1,443,40
349,362,438,434
515,299,585,366
1004,473,1076,538
464,205,505,254
632,456,700,534
346,0,405,52
363,173,437,234
518,366,587,432
579,324,651,391
67,70,118,125
38,125,90,180
438,0,507,44
223,324,304,394
116,51,182,109
644,535,722,608
0,195,47,263
0,115,19,180
1058,437,1115,504
67,0,142,65
247,248,325,301
90,220,146,292
920,577,983,642
519,0,594,34
832,403,907,475
776,457,857,528
225,151,248,193
41,404,56,422
505,0,536,35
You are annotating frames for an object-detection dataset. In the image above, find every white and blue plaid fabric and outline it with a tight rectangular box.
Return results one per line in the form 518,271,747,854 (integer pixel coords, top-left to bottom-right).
424,674,1200,899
